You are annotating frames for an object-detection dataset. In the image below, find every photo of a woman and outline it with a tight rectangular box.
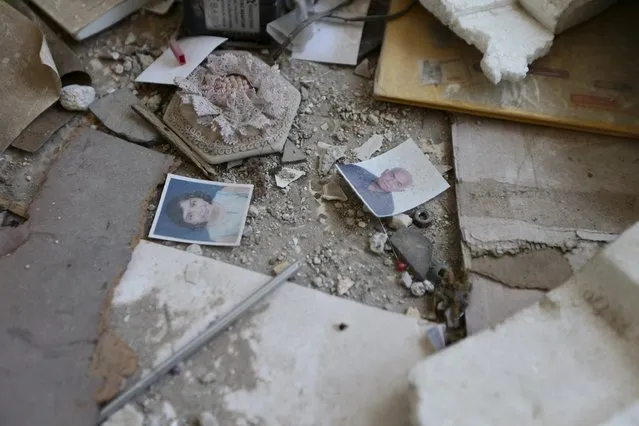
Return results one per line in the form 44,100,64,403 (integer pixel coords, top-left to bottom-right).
149,174,253,246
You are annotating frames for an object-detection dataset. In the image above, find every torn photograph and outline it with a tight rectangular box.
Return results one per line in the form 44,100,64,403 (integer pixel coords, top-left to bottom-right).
149,174,253,246
337,138,449,217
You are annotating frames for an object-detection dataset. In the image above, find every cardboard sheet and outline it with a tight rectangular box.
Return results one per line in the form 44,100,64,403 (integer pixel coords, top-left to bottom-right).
375,0,639,138
0,2,60,153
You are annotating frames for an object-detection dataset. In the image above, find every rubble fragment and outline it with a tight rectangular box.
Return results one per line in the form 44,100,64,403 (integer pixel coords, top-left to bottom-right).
275,167,306,188
389,214,413,230
390,228,434,281
89,88,161,145
353,134,383,161
321,180,348,202
354,58,373,79
405,306,421,319
102,404,144,426
337,276,355,295
401,271,413,289
410,281,427,297
282,140,307,163
318,142,347,175
60,85,95,111
369,232,388,255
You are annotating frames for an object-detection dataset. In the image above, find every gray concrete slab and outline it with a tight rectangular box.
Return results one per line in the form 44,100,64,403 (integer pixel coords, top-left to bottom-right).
0,129,173,426
90,89,161,145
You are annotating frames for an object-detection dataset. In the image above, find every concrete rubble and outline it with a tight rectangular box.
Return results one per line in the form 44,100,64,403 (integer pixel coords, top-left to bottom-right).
409,221,639,425
0,129,173,425
107,241,438,425
453,116,639,334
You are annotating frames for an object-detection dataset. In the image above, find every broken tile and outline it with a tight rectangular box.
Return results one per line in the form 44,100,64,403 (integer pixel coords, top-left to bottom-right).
90,88,161,145
353,134,383,161
275,167,306,188
453,115,639,333
389,228,434,281
321,180,348,202
0,129,173,425
318,142,347,175
282,140,307,163
354,58,373,79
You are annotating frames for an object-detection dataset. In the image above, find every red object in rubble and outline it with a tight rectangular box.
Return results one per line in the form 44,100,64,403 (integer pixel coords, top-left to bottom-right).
169,40,186,65
395,260,407,272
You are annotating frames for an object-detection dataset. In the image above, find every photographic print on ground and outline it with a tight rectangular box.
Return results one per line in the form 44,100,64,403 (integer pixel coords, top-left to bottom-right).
149,174,253,246
337,138,449,217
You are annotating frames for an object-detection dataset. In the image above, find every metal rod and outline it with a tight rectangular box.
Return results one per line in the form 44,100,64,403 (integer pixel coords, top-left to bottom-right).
98,261,301,423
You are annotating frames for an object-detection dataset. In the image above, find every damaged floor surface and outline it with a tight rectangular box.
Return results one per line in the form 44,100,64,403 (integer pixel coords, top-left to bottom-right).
410,222,639,425
0,130,173,425
452,116,639,334
109,241,435,425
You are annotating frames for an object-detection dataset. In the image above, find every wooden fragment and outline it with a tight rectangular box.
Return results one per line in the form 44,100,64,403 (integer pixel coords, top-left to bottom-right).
132,105,217,178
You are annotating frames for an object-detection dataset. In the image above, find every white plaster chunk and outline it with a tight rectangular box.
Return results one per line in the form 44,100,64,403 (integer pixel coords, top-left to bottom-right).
418,0,554,83
519,0,619,34
60,84,95,111
409,222,639,426
102,404,144,426
111,241,436,425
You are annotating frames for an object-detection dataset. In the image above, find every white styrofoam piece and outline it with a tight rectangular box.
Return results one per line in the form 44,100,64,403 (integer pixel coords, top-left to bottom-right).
519,0,619,34
409,222,639,425
111,241,435,425
418,0,554,83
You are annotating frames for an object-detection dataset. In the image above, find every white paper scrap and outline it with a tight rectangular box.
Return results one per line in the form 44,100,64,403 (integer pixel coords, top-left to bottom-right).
135,36,227,85
267,0,371,66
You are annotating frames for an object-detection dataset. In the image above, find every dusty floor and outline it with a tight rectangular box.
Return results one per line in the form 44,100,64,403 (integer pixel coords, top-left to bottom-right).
1,5,464,422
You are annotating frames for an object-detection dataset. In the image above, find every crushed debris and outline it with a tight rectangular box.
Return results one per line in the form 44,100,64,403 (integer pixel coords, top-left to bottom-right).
59,85,95,111
353,134,383,161
337,276,355,295
390,228,434,281
369,232,388,255
321,180,348,202
389,214,413,230
282,140,307,163
318,142,347,176
354,58,373,79
275,167,306,188
410,281,427,297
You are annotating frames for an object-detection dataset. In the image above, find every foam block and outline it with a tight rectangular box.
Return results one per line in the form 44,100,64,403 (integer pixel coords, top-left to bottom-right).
519,0,619,34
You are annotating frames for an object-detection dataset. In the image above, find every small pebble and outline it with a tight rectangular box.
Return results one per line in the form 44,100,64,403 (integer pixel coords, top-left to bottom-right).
400,271,412,289
369,232,387,255
24,264,31,270
357,221,366,228
389,214,412,230
186,244,203,256
410,281,427,297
